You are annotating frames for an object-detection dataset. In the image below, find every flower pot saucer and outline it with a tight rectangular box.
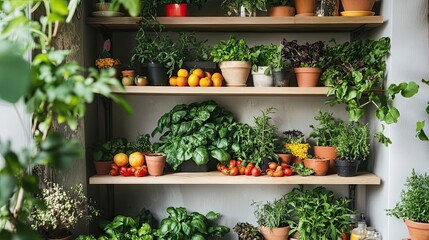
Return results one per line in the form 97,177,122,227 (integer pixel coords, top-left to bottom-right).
295,13,316,16
92,11,124,17
341,11,375,16
226,84,247,87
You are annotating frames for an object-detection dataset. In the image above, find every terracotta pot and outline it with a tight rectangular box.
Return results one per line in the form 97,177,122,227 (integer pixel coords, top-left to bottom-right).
277,153,293,165
269,6,296,16
405,219,429,240
145,153,167,176
219,61,251,87
314,146,337,174
341,0,375,11
121,70,135,78
260,225,290,240
303,158,329,176
294,67,321,87
252,66,273,87
292,156,303,164
294,0,316,16
165,3,187,17
94,161,113,175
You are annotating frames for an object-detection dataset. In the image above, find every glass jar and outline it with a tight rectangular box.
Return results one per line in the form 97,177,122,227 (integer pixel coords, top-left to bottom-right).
350,221,367,240
316,0,340,16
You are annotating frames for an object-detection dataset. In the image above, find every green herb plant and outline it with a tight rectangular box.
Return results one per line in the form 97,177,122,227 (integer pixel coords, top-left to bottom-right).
251,44,280,75
233,222,263,240
271,44,287,71
211,35,259,63
309,110,344,146
229,122,257,164
252,196,292,229
291,163,314,176
154,207,230,239
332,121,370,162
416,79,429,141
322,37,419,146
286,186,354,240
221,0,267,16
177,32,212,62
251,108,279,164
127,133,153,154
93,137,128,162
386,169,429,223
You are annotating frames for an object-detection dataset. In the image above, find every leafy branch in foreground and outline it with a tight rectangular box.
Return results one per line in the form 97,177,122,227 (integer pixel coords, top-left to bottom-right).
416,79,429,141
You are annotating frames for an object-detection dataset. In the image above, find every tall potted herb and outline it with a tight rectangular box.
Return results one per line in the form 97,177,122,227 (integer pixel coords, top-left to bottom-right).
386,170,429,240
160,0,207,17
332,121,370,177
211,36,259,87
250,44,278,87
267,0,295,16
270,44,291,87
282,38,325,87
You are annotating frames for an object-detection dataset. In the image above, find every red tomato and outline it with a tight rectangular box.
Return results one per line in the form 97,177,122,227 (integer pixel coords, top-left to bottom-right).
109,169,119,176
134,167,147,177
251,167,261,176
221,168,229,176
280,163,289,169
111,163,119,170
236,159,242,166
229,160,236,168
273,170,284,177
239,166,246,175
284,168,292,176
120,166,128,176
127,167,136,175
217,163,226,172
268,162,278,170
244,167,253,176
246,163,255,169
229,167,239,176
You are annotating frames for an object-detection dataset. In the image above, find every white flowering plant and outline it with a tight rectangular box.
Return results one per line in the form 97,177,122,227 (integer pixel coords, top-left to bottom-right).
29,182,99,239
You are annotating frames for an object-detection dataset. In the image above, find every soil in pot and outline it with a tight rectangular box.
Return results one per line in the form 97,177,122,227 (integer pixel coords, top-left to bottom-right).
259,225,290,240
272,69,291,87
94,161,113,175
303,158,329,176
147,62,168,86
269,6,296,16
341,0,375,11
334,159,360,177
294,67,321,87
219,61,251,87
314,146,337,174
252,66,273,87
165,3,187,17
294,0,316,16
145,153,167,176
404,219,429,240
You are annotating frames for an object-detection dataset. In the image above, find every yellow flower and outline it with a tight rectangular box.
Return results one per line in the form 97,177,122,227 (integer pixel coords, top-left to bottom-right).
95,58,121,69
285,143,310,159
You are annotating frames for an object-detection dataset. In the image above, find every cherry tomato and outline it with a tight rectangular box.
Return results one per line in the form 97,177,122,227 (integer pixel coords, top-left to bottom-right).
229,167,239,176
273,170,284,177
266,169,274,176
284,168,292,176
134,167,147,177
244,167,253,176
217,163,226,172
229,160,236,168
221,168,229,176
109,169,119,176
251,167,261,176
246,163,255,169
269,162,278,170
111,163,119,170
236,159,242,166
280,163,289,169
127,167,136,175
239,166,246,175
120,166,128,176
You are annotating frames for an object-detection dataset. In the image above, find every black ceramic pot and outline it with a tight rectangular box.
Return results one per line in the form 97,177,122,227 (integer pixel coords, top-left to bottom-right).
147,62,168,86
272,69,291,87
335,159,360,177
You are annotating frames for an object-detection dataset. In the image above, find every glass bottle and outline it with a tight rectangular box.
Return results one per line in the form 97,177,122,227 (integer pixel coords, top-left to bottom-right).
374,231,382,240
350,221,367,240
363,227,375,239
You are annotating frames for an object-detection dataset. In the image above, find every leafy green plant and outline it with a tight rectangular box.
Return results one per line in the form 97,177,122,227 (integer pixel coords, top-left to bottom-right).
93,138,128,162
221,0,267,16
252,196,292,229
251,44,280,75
233,222,263,240
177,32,212,62
151,101,236,170
291,163,314,176
282,38,325,68
127,133,153,154
309,110,344,146
211,35,259,63
229,122,257,163
332,121,370,162
286,186,353,240
416,79,429,141
386,169,429,223
154,207,229,239
271,44,288,71
322,37,419,145
251,108,279,165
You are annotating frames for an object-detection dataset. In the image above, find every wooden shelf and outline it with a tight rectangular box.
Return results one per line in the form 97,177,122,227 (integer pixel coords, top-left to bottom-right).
86,16,384,32
89,172,381,185
112,86,329,96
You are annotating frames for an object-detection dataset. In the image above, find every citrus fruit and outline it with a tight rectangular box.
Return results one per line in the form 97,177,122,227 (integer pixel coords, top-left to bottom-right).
188,74,200,87
113,153,128,167
177,69,189,78
192,68,204,78
212,77,223,87
199,77,212,87
212,72,223,81
129,152,145,167
176,76,188,87
169,76,177,86
204,71,212,79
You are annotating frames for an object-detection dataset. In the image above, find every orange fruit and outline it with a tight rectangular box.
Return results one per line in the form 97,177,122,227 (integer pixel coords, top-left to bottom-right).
204,71,212,79
188,74,200,87
129,152,145,167
212,72,224,81
199,77,212,87
113,153,128,167
169,76,177,86
212,77,223,87
176,76,188,87
177,69,189,78
192,68,204,78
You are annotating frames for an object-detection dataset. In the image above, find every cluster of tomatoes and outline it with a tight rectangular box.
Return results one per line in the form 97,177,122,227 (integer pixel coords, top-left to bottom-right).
109,152,148,177
110,163,148,177
216,160,292,177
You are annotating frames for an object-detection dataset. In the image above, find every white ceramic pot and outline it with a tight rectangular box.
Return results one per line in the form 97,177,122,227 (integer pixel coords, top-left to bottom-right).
252,66,273,87
219,61,251,87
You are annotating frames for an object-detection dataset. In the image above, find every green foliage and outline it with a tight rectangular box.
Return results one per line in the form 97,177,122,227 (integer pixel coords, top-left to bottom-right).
151,101,236,170
154,207,229,239
233,222,263,240
252,196,292,229
128,133,153,154
309,110,344,146
251,44,281,74
416,79,429,141
286,186,353,240
251,108,279,165
332,122,370,162
93,138,128,161
177,32,212,62
283,130,306,144
228,122,257,164
386,170,429,223
211,35,259,63
221,0,267,15
322,37,419,145
291,163,314,176
270,44,288,71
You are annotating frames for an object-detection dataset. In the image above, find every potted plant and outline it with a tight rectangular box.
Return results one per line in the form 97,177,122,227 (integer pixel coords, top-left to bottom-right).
252,195,292,240
121,62,135,78
222,0,267,17
341,0,375,12
267,0,295,16
93,137,128,175
283,129,308,164
332,121,370,177
294,0,316,16
250,44,278,87
29,182,99,240
302,155,330,176
159,0,207,17
286,186,353,239
386,170,429,240
177,32,216,72
211,36,259,87
145,153,167,176
309,110,344,174
282,38,325,87
270,44,292,87
233,222,264,240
